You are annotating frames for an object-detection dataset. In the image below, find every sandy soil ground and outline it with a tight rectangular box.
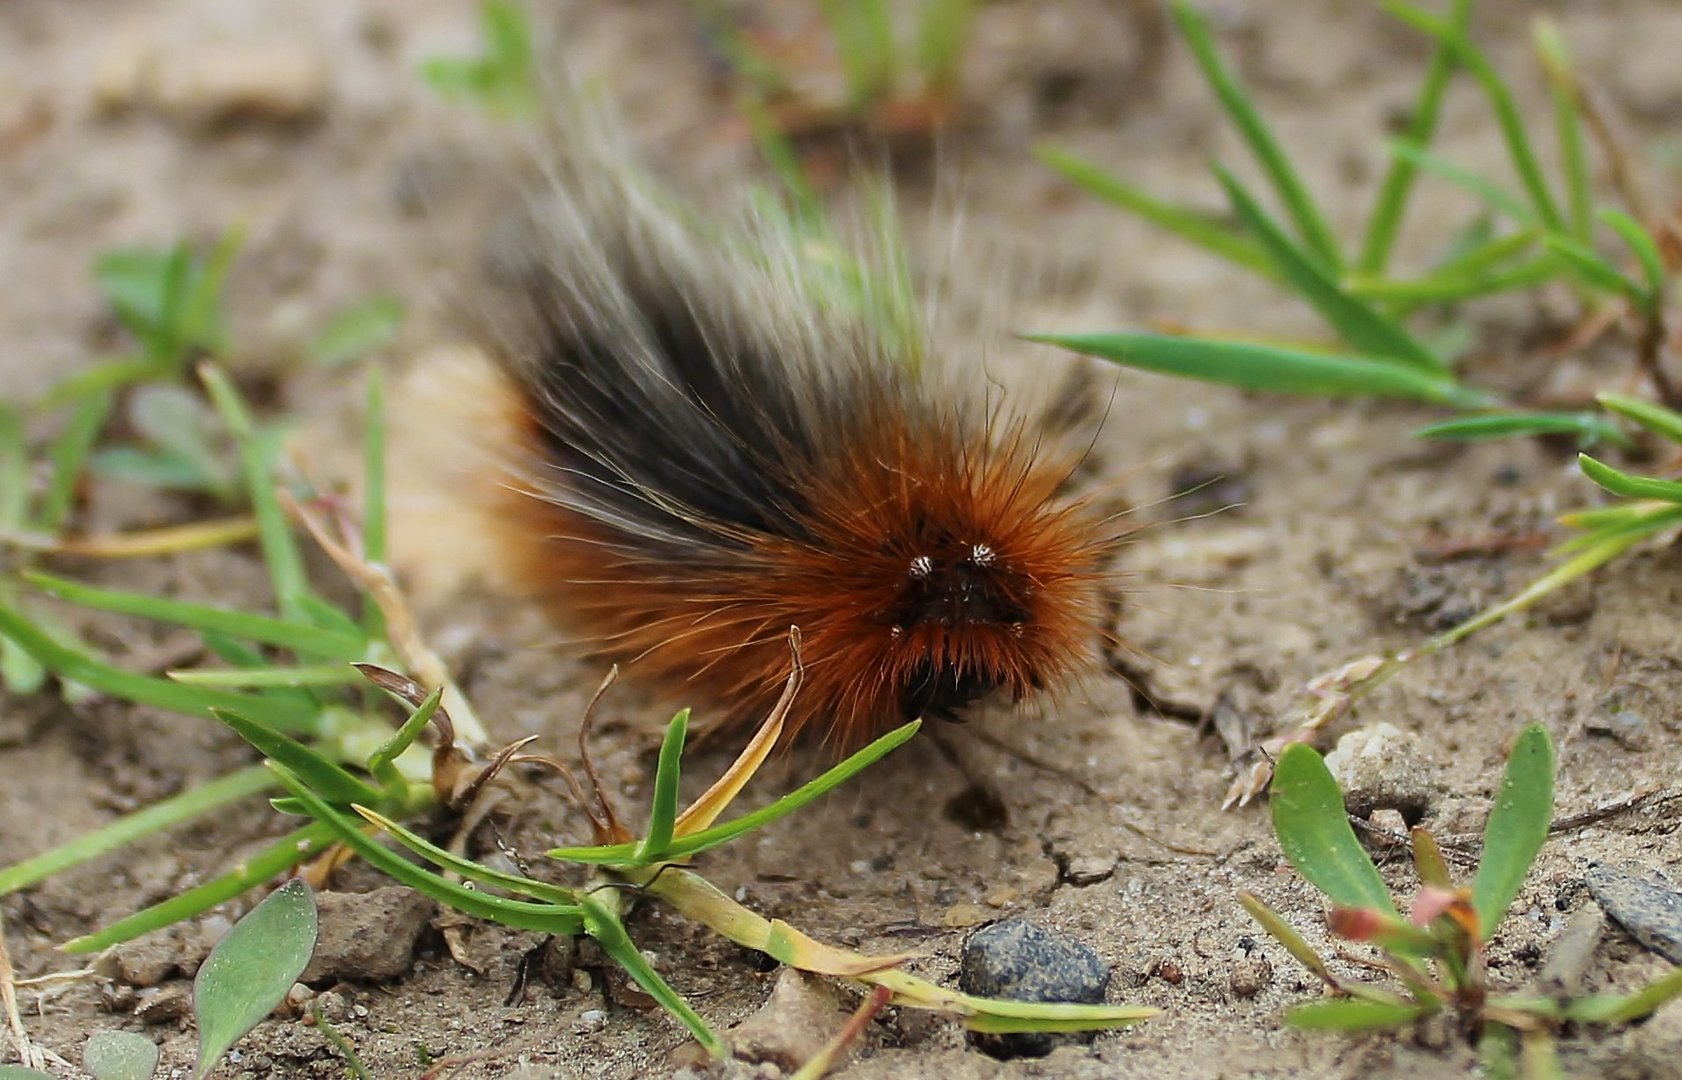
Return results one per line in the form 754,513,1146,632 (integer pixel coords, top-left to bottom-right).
6,1,1682,1077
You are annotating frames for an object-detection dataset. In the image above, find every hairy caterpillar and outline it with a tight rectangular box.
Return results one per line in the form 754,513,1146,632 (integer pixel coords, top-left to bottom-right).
475,124,1117,748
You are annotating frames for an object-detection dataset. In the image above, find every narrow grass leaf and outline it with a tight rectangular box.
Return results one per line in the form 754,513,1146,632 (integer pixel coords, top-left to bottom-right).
174,664,361,688
0,602,311,731
1579,454,1682,503
366,686,442,789
1410,828,1453,890
1170,0,1341,268
353,808,577,906
580,892,724,1055
1601,208,1665,310
1358,0,1471,272
1382,2,1563,230
24,571,363,659
83,1030,160,1080
1345,255,1561,306
1238,892,1337,987
200,365,310,621
959,1002,1157,1034
1028,332,1482,406
1597,392,1682,445
192,878,318,1080
1036,145,1274,277
1564,967,1682,1024
1212,165,1442,371
1522,1029,1565,1080
0,766,273,896
550,720,921,865
213,709,380,805
1533,19,1590,241
1542,234,1646,303
267,766,584,934
308,297,404,367
1470,725,1554,939
1270,743,1397,915
1387,140,1535,225
62,823,335,953
915,0,977,98
360,369,389,639
639,710,690,861
0,1068,55,1079
40,391,114,532
1286,999,1434,1030
1413,411,1628,448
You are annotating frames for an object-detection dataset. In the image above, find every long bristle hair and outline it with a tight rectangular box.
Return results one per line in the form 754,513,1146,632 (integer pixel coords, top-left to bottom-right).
479,117,1116,748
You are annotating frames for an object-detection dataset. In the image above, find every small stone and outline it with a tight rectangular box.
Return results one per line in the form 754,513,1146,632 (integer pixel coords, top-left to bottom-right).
1586,862,1682,964
960,920,1110,1060
102,925,199,988
1584,707,1650,751
133,986,191,1026
1064,856,1115,887
1229,955,1272,999
729,969,847,1069
303,887,434,983
1324,723,1434,822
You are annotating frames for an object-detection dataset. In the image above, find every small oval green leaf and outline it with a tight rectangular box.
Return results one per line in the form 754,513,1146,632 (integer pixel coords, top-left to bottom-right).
192,878,318,1079
1286,998,1434,1031
1269,743,1397,915
1471,725,1555,939
84,1030,160,1080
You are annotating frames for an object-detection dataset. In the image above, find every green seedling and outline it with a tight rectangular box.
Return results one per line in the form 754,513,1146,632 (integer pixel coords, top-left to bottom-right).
420,0,539,118
1244,726,1682,1077
698,0,977,134
1034,0,1667,443
239,639,1155,1063
0,366,487,950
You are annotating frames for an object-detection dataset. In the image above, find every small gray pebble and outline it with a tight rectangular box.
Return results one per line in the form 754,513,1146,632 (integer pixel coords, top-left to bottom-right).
960,919,1110,1059
1585,862,1682,964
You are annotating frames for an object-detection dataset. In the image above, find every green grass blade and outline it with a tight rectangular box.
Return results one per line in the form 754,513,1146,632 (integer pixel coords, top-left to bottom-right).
1383,2,1563,231
1213,165,1442,370
1533,19,1590,241
366,685,442,789
39,391,115,532
212,709,381,805
23,572,363,659
1036,145,1275,277
1357,0,1471,272
1170,0,1341,268
173,664,361,688
0,765,273,896
0,601,313,732
1027,332,1487,407
360,369,388,639
638,710,690,862
1239,892,1337,987
353,807,578,906
1269,743,1397,915
1597,391,1682,445
267,765,585,934
1387,139,1535,225
1564,967,1682,1024
1413,410,1629,448
1470,725,1554,939
581,893,724,1057
308,297,404,368
192,878,317,1080
551,721,922,865
0,404,27,527
1344,254,1560,305
1600,208,1665,311
1542,233,1646,303
1286,999,1434,1030
915,0,977,98
61,822,335,953
199,365,310,621
1579,453,1682,503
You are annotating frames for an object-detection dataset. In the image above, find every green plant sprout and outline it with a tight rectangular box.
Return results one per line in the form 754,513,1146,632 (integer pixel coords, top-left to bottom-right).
2,880,318,1080
697,0,977,135
0,364,487,950
420,0,540,118
1034,0,1667,444
226,633,1154,1064
1243,725,1682,1077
